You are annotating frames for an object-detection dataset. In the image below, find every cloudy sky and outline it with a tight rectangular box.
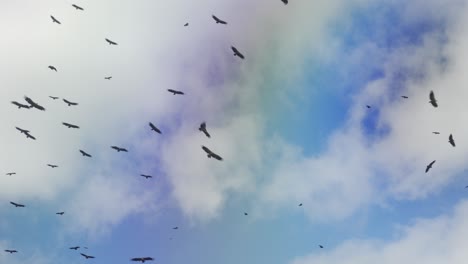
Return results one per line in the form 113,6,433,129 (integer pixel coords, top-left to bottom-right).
2,0,468,263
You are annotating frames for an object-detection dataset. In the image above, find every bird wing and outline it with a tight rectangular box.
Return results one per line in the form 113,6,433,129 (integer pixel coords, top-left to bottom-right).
202,146,211,154
211,153,223,161
430,91,436,102
143,257,154,261
203,130,211,138
212,15,219,22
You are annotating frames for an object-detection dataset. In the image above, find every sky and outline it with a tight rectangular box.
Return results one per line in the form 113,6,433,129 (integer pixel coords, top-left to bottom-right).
2,0,468,263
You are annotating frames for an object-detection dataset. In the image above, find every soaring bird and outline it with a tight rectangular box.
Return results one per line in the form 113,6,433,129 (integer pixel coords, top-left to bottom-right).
16,127,29,134
199,122,210,138
24,132,36,140
425,160,436,173
231,46,245,59
47,164,58,168
172,227,178,230
131,257,154,263
70,246,80,250
10,201,25,208
6,172,16,176
298,203,303,207
401,96,408,99
48,65,57,71
105,38,118,45
281,0,288,4
79,150,92,157
319,245,324,249
167,89,184,95
24,96,45,111
62,122,79,129
149,122,162,134
184,23,189,27
50,15,61,24
429,90,438,107
56,212,65,215
432,132,440,135
366,105,371,109
11,101,30,109
212,15,227,24
63,99,78,106
49,96,59,100
5,250,17,254
72,4,84,10
140,174,153,179
104,76,112,80
201,146,223,161
111,146,128,152
80,253,95,259
244,212,248,216
449,134,456,147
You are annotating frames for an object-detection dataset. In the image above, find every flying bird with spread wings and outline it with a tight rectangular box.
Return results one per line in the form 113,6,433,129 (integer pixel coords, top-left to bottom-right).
231,46,245,59
426,160,436,173
63,99,78,106
167,89,184,95
50,15,61,24
47,164,58,168
149,122,162,134
72,4,84,10
432,132,440,134
131,257,154,263
56,212,64,215
202,146,223,160
80,253,95,259
212,15,227,24
16,127,29,134
140,174,153,179
69,246,80,250
24,96,45,111
104,76,112,80
449,134,456,147
401,96,408,99
48,65,57,72
184,23,189,27
105,38,118,45
111,146,128,152
199,122,210,138
5,250,17,254
429,90,438,108
10,201,25,208
79,150,92,157
6,172,16,176
49,96,59,100
11,101,30,109
24,131,36,140
62,122,80,129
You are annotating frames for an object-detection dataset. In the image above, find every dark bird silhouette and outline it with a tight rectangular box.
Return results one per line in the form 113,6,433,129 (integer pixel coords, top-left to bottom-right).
429,90,438,108
49,96,59,100
319,245,324,249
433,132,440,135
48,65,57,72
16,127,29,134
172,227,178,230
24,96,45,111
401,96,408,99
231,46,245,59
366,105,371,109
10,201,25,208
449,134,456,147
72,4,84,10
281,0,288,4
5,250,17,254
105,38,118,45
6,172,16,176
167,89,184,95
56,212,65,215
80,253,95,259
70,246,80,250
425,160,436,173
11,101,30,109
131,257,154,263
212,15,227,24
47,164,58,168
149,122,162,134
62,122,80,129
298,203,302,206
111,146,128,152
140,174,153,179
244,212,248,216
79,150,92,157
201,146,223,161
63,99,78,106
104,76,112,80
24,131,36,140
199,122,210,138
184,23,189,26
50,15,61,24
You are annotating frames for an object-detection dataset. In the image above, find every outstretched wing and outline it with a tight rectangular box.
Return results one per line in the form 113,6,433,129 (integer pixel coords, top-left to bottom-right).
211,153,223,161
202,146,212,155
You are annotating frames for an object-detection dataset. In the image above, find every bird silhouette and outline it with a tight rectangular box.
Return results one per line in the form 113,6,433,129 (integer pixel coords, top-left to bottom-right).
111,146,128,152
231,46,245,59
140,174,153,179
24,131,36,140
432,132,440,134
199,122,210,138
63,99,78,106
50,15,61,24
69,246,80,250
6,172,16,176
10,201,25,207
80,253,95,259
429,90,438,107
104,76,112,80
202,146,223,161
62,122,80,129
24,96,45,111
49,96,59,100
79,150,92,157
72,4,84,10
5,249,17,254
105,38,118,45
16,127,29,134
167,89,184,95
11,101,30,109
281,0,288,4
184,23,189,27
131,257,154,263
149,122,162,134
212,15,227,24
449,134,456,147
47,164,58,168
425,160,436,173
56,212,65,215
401,96,408,99
48,65,58,72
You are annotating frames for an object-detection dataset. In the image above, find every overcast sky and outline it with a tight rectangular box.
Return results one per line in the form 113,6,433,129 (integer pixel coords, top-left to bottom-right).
2,0,468,263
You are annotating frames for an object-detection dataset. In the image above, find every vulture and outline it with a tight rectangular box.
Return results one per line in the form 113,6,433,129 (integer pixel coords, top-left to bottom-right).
401,96,408,99
167,89,184,95
80,253,95,259
105,38,118,45
79,150,92,157
212,15,227,24
47,164,58,168
449,134,456,147
16,127,29,134
72,4,84,10
70,246,80,250
5,250,17,254
281,0,288,4
201,146,223,161
231,46,245,59
50,15,61,24
149,122,162,134
429,90,438,107
48,65,57,71
131,257,154,263
63,99,78,106
111,146,128,152
140,174,153,179
425,160,436,173
56,212,65,215
62,122,79,129
6,172,16,176
24,96,45,111
49,96,59,100
199,122,210,138
104,76,112,80
24,132,36,140
10,201,25,208
11,101,30,109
